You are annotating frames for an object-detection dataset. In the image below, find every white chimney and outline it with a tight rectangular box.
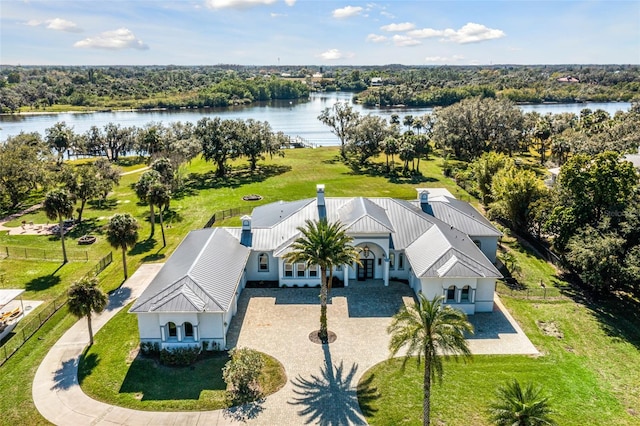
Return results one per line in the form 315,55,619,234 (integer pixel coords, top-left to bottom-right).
416,188,429,205
241,215,251,232
316,184,325,206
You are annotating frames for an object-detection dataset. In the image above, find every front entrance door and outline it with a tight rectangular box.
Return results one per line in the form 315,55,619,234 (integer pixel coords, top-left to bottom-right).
357,259,374,281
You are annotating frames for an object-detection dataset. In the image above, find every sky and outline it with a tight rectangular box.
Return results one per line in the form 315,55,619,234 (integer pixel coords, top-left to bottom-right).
1,0,638,66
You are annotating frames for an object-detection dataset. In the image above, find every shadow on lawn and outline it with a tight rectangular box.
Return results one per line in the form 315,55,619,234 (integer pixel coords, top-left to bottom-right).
345,161,438,185
176,164,291,198
289,345,372,425
25,264,63,292
119,352,228,401
77,353,100,385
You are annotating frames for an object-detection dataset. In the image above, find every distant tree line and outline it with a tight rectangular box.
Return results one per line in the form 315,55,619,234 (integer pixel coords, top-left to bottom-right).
2,64,638,113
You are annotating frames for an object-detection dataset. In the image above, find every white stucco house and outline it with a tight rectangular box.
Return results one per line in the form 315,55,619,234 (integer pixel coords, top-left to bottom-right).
130,185,502,350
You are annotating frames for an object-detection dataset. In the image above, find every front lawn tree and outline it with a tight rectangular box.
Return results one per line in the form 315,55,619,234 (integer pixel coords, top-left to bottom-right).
147,183,171,247
388,294,473,426
318,101,360,160
67,276,108,346
106,213,139,280
283,219,360,342
488,379,557,426
60,163,100,223
43,189,74,263
135,170,161,237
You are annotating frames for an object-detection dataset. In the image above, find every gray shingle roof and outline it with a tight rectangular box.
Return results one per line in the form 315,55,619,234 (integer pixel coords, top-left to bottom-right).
130,228,250,314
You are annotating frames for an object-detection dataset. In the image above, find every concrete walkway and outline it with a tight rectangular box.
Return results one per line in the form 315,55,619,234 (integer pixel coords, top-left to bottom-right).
33,274,538,426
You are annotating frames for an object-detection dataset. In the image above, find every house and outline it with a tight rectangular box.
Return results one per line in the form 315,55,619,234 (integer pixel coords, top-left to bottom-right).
130,186,502,350
370,77,383,87
556,75,580,83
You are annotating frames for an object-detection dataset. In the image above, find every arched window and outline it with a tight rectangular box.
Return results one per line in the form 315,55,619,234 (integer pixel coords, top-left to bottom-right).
461,286,470,302
389,253,395,269
258,253,269,272
398,253,405,270
446,286,456,302
167,322,177,338
183,322,194,338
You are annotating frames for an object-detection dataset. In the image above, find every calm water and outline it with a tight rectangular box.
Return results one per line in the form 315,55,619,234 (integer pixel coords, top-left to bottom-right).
0,92,632,145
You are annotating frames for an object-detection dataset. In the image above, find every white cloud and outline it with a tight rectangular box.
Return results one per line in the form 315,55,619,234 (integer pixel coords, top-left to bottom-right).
366,33,387,43
271,12,287,17
424,55,464,63
25,18,82,32
318,48,353,60
284,0,296,5
380,10,394,19
380,22,415,32
332,6,363,19
205,0,277,9
392,34,420,47
74,28,149,50
409,22,505,44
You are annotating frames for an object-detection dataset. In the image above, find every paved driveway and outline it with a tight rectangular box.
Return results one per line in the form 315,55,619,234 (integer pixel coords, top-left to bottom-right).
33,276,537,425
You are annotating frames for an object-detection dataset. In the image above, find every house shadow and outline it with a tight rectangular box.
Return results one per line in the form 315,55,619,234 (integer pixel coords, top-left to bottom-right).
467,305,517,339
119,353,226,400
288,344,369,425
51,357,80,391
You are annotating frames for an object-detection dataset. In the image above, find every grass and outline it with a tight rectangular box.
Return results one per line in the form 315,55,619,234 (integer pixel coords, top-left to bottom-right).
358,236,640,425
78,303,287,411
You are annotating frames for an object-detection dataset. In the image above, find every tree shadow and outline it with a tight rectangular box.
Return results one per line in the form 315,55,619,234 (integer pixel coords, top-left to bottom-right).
77,352,100,385
51,357,79,391
288,344,366,425
25,273,61,292
106,286,132,311
176,164,291,198
356,374,380,417
223,396,266,422
87,198,118,211
344,161,437,185
129,238,156,256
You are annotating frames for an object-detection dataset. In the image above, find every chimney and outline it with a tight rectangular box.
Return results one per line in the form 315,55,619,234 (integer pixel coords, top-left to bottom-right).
416,188,433,215
241,215,251,232
316,184,325,206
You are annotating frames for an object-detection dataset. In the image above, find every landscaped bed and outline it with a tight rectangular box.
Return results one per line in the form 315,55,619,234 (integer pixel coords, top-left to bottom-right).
78,303,287,411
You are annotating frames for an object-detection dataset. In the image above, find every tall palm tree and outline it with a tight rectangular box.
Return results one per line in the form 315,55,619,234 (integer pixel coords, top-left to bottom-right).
488,379,557,426
43,189,74,263
283,219,360,342
388,294,473,426
67,276,108,346
106,213,139,280
147,183,170,247
134,170,161,237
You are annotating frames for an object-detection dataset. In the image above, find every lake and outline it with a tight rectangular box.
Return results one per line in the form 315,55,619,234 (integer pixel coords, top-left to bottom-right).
0,92,632,145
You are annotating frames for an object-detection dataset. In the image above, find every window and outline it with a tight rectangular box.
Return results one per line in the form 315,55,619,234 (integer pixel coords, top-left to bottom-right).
309,265,318,277
446,286,456,302
398,253,405,270
183,322,194,337
389,253,395,269
258,253,269,272
284,263,293,277
167,322,177,338
461,286,470,302
297,263,306,277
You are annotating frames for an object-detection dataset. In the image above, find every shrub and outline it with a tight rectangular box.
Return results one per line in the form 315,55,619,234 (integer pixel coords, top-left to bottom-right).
223,347,264,403
140,341,160,356
159,346,201,366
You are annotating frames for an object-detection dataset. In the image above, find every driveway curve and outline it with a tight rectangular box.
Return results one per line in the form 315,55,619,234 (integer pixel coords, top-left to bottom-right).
33,266,537,425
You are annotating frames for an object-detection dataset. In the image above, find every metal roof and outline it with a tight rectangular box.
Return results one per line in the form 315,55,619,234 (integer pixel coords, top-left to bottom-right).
412,196,502,237
338,197,394,234
130,228,250,314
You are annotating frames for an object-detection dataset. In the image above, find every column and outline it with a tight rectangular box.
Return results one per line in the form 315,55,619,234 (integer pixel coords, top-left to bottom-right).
160,326,166,342
194,325,198,341
344,264,349,287
177,325,182,342
471,288,476,303
383,257,389,286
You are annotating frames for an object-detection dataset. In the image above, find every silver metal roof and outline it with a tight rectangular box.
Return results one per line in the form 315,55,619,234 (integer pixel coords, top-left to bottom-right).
412,196,502,237
130,228,250,314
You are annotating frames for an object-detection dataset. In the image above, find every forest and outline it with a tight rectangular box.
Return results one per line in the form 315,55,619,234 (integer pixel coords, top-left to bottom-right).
1,64,638,113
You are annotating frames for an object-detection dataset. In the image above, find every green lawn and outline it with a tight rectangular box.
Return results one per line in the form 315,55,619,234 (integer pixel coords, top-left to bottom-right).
358,236,640,426
1,147,639,425
78,303,287,411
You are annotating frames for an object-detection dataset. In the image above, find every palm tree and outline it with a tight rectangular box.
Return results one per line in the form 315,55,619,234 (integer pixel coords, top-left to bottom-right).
488,379,557,426
67,276,108,346
106,213,139,280
283,219,360,342
43,189,74,263
134,170,161,237
388,294,473,426
147,183,170,247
